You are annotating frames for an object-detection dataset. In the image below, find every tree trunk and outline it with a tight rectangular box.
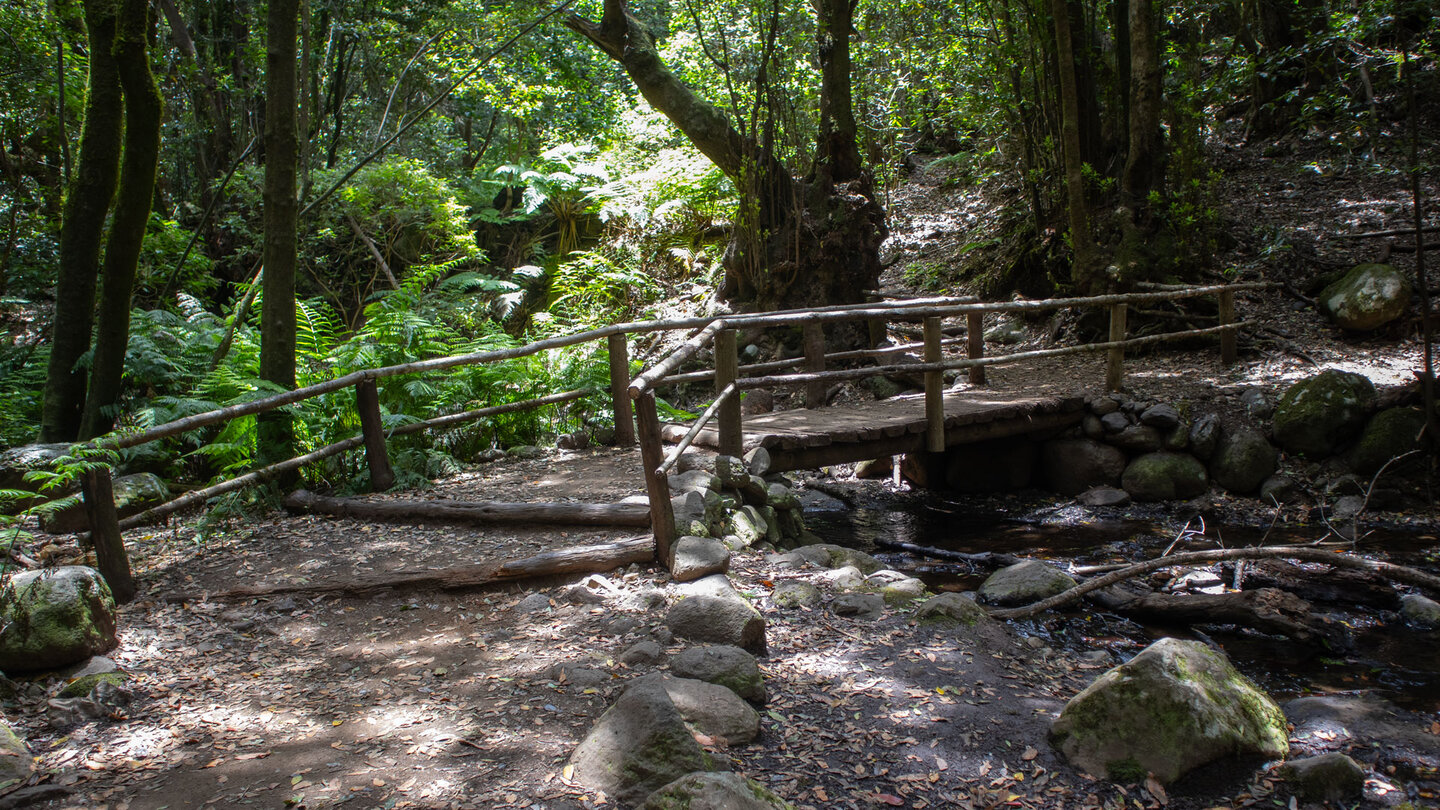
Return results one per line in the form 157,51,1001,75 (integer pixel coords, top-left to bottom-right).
259,0,300,465
80,0,164,439
40,0,123,443
566,0,885,333
1049,0,1100,291
1120,0,1163,214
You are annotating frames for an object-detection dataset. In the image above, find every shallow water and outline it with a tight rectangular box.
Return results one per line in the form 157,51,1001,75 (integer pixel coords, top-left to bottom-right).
804,493,1440,713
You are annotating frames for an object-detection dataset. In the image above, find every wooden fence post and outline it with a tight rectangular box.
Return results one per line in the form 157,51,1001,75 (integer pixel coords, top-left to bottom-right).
635,391,676,566
81,466,135,604
1106,303,1128,392
1218,289,1237,365
607,334,636,446
715,328,743,457
923,316,945,452
966,311,985,386
356,379,395,491
803,321,826,408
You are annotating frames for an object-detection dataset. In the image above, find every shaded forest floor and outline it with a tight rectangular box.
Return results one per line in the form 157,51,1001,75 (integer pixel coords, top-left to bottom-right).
9,138,1440,809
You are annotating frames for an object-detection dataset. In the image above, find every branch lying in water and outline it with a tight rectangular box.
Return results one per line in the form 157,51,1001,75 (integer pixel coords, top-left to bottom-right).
988,545,1440,621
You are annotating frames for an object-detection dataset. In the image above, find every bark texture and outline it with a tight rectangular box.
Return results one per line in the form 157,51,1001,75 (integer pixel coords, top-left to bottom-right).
80,0,164,438
259,0,300,464
41,0,122,442
1049,0,1099,292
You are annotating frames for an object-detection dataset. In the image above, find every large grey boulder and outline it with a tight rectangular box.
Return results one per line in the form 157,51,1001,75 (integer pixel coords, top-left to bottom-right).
1121,452,1208,502
566,678,723,805
1209,428,1277,495
670,645,765,704
1272,370,1376,458
39,472,169,534
640,772,793,810
1349,407,1427,478
1041,439,1126,496
0,566,118,673
636,673,759,744
0,444,73,513
666,596,766,654
1049,638,1288,784
978,560,1076,607
670,537,731,583
1319,262,1411,331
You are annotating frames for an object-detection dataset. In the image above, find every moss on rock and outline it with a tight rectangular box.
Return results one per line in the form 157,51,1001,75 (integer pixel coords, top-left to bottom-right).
1272,370,1375,458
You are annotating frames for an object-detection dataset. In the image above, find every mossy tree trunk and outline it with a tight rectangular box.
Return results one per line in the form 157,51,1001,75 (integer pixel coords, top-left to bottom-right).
258,0,300,465
40,0,122,443
1049,0,1100,292
80,0,164,439
567,0,886,340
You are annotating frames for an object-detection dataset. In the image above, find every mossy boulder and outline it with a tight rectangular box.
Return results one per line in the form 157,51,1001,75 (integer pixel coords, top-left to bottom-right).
567,678,723,805
1049,637,1288,784
792,544,882,575
978,560,1076,607
1348,407,1427,478
770,581,821,609
1271,370,1376,458
670,645,765,704
38,472,169,534
1041,438,1127,496
1319,262,1411,331
1278,753,1366,803
57,670,129,699
641,771,794,809
1209,428,1278,495
0,720,33,791
0,566,118,673
0,443,74,514
1121,452,1208,502
915,593,991,628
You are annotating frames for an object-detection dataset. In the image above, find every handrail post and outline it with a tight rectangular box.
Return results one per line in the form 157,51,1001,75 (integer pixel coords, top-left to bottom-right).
1218,289,1237,365
1106,303,1128,392
356,379,396,491
803,321,826,408
82,465,135,604
923,316,945,452
607,334,636,445
635,391,675,565
966,311,985,386
715,328,742,457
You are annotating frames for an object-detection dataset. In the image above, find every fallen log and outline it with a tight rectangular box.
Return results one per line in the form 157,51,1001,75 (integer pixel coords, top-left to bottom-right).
989,545,1440,620
1220,559,1401,610
873,538,1026,569
162,533,655,600
283,489,652,527
1097,585,1349,647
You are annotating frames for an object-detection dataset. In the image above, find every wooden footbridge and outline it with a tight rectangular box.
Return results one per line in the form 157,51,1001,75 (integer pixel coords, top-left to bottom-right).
61,281,1268,595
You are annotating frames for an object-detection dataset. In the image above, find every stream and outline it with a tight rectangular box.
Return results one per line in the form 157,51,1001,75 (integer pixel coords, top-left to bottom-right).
802,488,1440,714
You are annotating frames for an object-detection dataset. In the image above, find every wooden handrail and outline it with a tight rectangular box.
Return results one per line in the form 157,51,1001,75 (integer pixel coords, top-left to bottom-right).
657,383,738,476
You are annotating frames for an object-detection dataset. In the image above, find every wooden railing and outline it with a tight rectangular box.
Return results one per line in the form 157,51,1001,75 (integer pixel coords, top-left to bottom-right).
65,281,1269,595
622,282,1273,561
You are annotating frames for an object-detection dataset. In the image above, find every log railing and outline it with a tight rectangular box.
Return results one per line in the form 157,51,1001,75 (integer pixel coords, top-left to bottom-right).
63,282,1268,591
624,282,1273,557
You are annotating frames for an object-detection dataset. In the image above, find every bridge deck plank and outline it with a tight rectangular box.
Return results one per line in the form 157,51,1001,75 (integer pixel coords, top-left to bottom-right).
681,390,1085,469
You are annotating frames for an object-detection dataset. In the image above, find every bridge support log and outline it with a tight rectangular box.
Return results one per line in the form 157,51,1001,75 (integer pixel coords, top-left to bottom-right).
715,329,742,457
1106,303,1127,391
608,334,636,446
82,466,136,604
923,316,945,452
803,322,826,408
636,391,676,565
283,489,652,527
966,312,985,386
356,379,395,491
